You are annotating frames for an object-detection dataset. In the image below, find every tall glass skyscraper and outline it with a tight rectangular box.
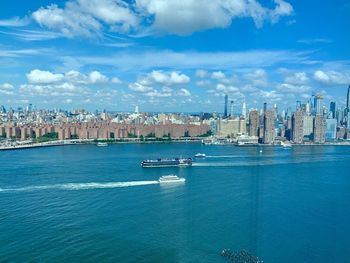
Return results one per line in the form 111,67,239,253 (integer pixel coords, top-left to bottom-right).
224,94,228,118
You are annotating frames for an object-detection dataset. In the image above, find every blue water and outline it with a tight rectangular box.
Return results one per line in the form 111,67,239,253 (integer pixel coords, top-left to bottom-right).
1,143,350,262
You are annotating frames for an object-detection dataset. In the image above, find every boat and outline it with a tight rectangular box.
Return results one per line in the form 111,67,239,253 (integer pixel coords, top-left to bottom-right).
194,153,206,158
158,175,186,183
97,142,108,147
141,158,192,168
281,141,292,148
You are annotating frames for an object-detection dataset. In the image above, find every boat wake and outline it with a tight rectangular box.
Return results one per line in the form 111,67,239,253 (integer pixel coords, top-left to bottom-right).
0,181,159,193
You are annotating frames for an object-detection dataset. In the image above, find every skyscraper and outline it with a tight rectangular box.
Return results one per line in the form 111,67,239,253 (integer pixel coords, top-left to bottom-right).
248,110,259,137
292,111,304,143
347,85,350,110
242,98,246,119
330,101,336,119
224,94,228,118
313,115,326,143
263,111,275,144
230,100,234,117
263,102,267,113
315,95,323,115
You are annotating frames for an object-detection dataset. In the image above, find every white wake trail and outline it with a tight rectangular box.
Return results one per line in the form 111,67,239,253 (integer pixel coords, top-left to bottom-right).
0,181,159,193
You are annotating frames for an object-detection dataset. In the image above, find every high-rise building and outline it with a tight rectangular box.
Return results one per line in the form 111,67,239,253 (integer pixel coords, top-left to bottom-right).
263,111,275,144
291,111,304,143
325,118,337,140
315,95,323,115
263,102,267,113
230,100,234,117
313,115,326,143
303,115,314,138
248,110,259,137
242,99,246,119
347,85,350,110
224,95,228,118
330,101,336,119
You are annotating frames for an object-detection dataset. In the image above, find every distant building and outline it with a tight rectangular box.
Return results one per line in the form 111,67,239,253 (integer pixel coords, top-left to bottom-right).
263,111,275,144
325,118,337,140
303,115,314,138
224,95,228,118
330,101,336,119
315,95,323,115
313,115,326,143
218,118,246,138
291,111,304,143
248,110,259,137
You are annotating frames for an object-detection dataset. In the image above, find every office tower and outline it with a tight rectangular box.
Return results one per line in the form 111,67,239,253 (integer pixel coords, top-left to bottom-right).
224,94,228,118
315,95,323,115
325,118,337,140
242,99,246,119
248,110,259,137
306,100,311,115
273,104,278,119
230,100,234,117
292,111,304,143
263,102,267,113
303,115,314,138
296,100,301,111
336,107,345,125
263,111,275,144
313,115,326,143
347,85,350,111
330,101,336,119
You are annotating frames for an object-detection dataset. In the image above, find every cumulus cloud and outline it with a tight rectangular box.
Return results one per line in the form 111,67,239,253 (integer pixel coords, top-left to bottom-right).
26,69,110,85
276,83,311,93
313,70,350,85
27,69,64,84
139,70,190,86
195,69,207,78
0,83,15,95
111,77,123,84
89,71,109,83
284,72,309,85
211,71,226,80
128,82,153,92
244,69,268,87
20,83,87,96
30,0,293,37
178,88,191,97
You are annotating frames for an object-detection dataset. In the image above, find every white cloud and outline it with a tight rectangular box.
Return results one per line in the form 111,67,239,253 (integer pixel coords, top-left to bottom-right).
178,88,191,97
276,83,311,93
0,17,30,27
284,72,309,85
30,0,293,38
27,69,64,84
0,83,14,90
111,77,123,84
216,83,239,93
136,0,293,35
313,70,350,85
139,70,190,85
211,71,226,80
128,82,153,92
244,69,268,87
20,83,87,96
89,71,109,83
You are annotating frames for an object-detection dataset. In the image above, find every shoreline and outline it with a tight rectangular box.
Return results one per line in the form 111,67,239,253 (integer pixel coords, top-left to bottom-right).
1,139,350,151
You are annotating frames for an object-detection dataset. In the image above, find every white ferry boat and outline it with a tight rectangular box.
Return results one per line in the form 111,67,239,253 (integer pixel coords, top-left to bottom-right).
194,153,206,158
158,175,186,183
97,142,108,147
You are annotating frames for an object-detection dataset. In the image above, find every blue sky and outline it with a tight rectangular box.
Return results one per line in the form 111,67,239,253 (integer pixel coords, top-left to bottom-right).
0,0,350,113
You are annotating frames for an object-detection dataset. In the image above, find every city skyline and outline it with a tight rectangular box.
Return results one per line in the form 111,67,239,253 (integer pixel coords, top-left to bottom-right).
0,0,350,111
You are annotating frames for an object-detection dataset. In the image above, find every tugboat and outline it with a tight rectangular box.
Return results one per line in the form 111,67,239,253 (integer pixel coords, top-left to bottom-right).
141,158,192,168
97,142,108,147
158,175,186,183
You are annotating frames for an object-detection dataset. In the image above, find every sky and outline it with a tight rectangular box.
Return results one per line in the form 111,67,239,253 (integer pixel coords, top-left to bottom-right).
0,0,350,113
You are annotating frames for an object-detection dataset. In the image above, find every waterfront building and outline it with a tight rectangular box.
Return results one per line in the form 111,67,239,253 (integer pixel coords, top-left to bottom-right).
218,118,246,138
291,111,304,143
248,110,259,137
325,118,337,140
303,115,314,138
242,99,247,119
313,115,326,143
263,111,275,144
315,95,323,115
